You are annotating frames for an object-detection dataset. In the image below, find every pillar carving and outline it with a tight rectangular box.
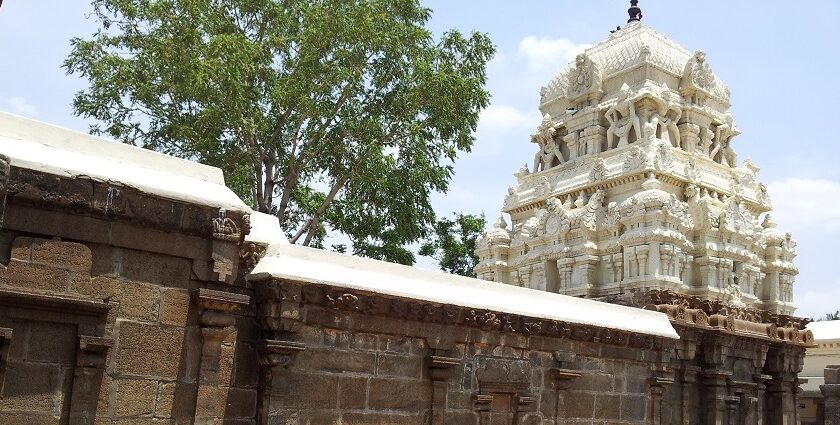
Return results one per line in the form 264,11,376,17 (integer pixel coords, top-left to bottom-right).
68,335,114,425
582,124,607,156
195,288,250,384
678,123,701,153
257,339,306,425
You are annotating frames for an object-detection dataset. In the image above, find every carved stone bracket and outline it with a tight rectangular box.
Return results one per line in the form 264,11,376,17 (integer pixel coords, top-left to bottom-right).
0,327,11,393
68,335,114,424
428,353,461,425
255,339,306,425
195,288,249,384
260,339,306,369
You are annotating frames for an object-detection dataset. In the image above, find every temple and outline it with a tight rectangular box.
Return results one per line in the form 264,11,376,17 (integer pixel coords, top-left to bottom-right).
476,4,797,316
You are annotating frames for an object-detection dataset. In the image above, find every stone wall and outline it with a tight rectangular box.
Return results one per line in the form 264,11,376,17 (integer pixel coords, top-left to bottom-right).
0,156,258,424
252,279,675,425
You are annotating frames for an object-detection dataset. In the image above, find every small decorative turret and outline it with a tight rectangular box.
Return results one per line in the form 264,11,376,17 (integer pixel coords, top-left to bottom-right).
627,0,642,23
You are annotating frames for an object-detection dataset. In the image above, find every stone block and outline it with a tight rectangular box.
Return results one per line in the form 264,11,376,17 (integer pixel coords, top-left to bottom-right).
0,413,60,425
0,361,63,412
160,288,191,326
116,248,190,288
594,393,621,420
114,379,157,417
72,276,117,300
342,413,424,425
351,332,378,351
445,412,478,425
232,342,260,388
27,321,77,364
0,260,70,292
620,394,647,421
367,378,431,411
269,372,338,409
338,376,367,409
194,385,230,419
155,381,176,418
295,348,376,374
30,238,92,271
115,321,185,379
114,280,161,322
304,411,342,425
376,353,422,378
377,335,412,354
224,387,258,418
565,391,595,419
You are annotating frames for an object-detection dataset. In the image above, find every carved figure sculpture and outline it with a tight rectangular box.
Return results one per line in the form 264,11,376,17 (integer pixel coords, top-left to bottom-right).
657,85,682,147
531,114,563,172
700,128,715,156
605,84,641,148
682,50,715,92
711,113,739,167
567,54,602,99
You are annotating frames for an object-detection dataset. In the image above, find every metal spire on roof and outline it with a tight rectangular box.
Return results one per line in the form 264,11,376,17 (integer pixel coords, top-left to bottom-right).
627,0,643,23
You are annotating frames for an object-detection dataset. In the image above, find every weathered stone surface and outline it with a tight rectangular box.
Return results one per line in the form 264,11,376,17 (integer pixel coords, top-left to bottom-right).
114,379,157,417
160,287,191,326
368,378,432,411
115,321,185,379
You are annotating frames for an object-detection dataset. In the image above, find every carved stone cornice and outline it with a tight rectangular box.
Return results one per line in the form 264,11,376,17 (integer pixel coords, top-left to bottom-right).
4,166,251,240
292,283,672,350
632,290,812,345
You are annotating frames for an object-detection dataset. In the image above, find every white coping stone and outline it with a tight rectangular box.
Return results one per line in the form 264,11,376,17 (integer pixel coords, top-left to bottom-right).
0,111,248,211
807,320,840,342
251,243,680,339
245,211,289,245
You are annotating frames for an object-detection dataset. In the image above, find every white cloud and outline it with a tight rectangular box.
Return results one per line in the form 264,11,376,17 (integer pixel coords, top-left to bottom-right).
795,286,840,320
766,178,840,233
0,96,38,117
472,104,541,157
517,36,592,71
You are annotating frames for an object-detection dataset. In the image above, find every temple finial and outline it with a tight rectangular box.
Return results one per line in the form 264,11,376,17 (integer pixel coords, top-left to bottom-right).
627,0,642,23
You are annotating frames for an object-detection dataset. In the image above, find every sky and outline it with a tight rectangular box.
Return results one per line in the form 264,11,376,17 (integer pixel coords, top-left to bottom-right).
0,1,838,318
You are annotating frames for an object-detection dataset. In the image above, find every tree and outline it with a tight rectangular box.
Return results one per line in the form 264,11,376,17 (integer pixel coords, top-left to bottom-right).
814,311,840,322
419,213,484,277
65,0,495,264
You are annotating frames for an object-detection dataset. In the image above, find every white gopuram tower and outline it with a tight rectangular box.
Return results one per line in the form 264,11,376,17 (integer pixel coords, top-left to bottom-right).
475,2,797,315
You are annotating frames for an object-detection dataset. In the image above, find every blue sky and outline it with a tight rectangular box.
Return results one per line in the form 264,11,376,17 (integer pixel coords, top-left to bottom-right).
1,1,838,318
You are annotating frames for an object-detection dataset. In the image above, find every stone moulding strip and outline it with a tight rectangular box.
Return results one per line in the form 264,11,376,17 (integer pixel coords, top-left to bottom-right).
0,288,109,316
196,288,250,312
4,166,251,240
292,282,673,351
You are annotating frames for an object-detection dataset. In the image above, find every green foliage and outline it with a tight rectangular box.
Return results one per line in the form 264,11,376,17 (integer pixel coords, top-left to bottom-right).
65,0,495,263
419,213,485,277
